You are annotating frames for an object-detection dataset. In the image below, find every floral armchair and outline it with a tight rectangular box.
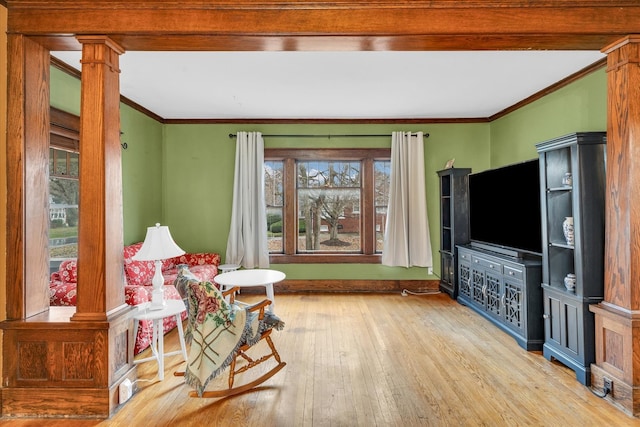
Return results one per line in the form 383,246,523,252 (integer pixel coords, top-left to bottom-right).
49,242,221,354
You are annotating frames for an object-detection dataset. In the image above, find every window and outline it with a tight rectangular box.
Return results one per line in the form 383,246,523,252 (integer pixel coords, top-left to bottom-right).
265,148,390,263
49,149,79,264
375,159,391,252
49,108,80,274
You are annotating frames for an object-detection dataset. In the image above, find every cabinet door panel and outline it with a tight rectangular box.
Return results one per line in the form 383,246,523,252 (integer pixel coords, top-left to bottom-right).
442,253,454,285
504,281,523,332
564,301,580,354
547,295,562,346
485,273,502,318
472,269,485,306
459,262,471,298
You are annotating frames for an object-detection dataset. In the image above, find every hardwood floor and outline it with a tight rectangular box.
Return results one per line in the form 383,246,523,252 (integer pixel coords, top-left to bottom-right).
1,292,638,426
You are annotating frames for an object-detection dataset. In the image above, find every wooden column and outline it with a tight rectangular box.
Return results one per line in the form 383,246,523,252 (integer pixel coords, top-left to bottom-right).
590,35,640,416
1,35,136,418
72,36,127,320
4,34,50,321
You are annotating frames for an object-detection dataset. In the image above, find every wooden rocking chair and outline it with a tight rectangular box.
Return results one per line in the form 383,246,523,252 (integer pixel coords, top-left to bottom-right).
174,268,285,399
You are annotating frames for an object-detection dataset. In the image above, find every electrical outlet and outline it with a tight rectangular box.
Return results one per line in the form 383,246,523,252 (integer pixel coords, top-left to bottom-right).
603,377,613,395
428,267,433,275
119,378,133,404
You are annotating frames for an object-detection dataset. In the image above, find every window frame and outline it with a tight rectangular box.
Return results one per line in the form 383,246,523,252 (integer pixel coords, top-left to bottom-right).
49,107,80,269
265,148,390,264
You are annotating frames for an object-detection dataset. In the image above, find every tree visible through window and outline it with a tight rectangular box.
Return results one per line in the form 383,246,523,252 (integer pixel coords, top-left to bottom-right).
298,160,361,252
265,148,390,264
49,107,80,274
265,159,284,253
49,148,79,264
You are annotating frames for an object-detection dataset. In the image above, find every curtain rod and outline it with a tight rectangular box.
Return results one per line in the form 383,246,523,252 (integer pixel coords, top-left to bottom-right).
228,132,429,139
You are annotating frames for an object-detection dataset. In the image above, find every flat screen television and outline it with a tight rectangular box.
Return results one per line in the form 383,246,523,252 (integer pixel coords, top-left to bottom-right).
468,159,542,256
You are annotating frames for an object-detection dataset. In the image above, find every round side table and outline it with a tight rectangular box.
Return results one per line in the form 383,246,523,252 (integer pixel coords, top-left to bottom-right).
217,264,241,295
218,264,240,273
133,299,188,380
214,269,285,313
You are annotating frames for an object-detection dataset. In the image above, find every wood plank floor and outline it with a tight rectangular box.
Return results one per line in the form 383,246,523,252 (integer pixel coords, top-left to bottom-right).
1,292,639,426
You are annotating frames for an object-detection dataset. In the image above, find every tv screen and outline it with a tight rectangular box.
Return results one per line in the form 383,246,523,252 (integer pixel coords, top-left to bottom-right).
469,159,542,255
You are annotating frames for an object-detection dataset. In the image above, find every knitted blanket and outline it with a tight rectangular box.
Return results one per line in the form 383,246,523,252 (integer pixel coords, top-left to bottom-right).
175,266,284,397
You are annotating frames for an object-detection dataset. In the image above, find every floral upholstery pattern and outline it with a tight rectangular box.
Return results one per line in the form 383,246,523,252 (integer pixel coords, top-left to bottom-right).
48,280,77,306
49,242,220,354
123,242,220,287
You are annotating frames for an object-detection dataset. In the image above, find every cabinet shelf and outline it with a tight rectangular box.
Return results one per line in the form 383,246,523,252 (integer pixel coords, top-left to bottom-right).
542,283,603,302
549,242,574,250
537,132,606,386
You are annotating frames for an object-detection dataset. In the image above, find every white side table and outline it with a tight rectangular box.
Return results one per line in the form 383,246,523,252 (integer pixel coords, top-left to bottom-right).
214,269,285,313
218,264,240,273
133,299,188,380
217,264,241,301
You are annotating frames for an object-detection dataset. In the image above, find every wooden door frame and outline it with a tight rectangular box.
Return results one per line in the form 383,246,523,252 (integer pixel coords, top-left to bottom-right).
4,0,640,418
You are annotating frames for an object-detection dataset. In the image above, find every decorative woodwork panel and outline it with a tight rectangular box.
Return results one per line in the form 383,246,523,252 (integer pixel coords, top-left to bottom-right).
109,310,135,380
17,341,48,380
112,330,128,372
0,306,137,417
7,329,99,387
604,327,624,372
590,303,640,415
63,342,94,380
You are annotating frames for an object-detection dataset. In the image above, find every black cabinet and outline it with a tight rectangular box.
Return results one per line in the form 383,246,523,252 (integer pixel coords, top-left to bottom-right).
536,132,606,386
457,245,543,351
437,168,471,299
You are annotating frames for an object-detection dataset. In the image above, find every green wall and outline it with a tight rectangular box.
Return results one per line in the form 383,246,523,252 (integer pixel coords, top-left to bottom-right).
162,123,491,280
489,68,607,167
120,104,164,244
50,63,607,282
50,67,81,115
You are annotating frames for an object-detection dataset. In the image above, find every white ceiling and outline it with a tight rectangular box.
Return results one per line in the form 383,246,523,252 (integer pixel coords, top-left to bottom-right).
51,50,606,120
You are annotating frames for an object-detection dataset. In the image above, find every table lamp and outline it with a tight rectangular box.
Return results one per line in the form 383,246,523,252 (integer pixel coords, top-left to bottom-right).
132,223,185,310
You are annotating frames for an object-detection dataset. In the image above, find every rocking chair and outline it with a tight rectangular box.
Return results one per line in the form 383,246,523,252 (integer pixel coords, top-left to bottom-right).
174,265,286,398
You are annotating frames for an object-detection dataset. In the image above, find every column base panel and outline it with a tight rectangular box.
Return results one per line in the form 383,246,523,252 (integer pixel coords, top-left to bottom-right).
591,363,640,417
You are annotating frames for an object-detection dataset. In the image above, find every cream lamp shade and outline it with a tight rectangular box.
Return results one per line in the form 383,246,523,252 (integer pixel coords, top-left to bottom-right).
132,223,185,310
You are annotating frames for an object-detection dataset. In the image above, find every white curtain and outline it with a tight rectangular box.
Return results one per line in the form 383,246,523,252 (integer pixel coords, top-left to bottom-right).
381,131,433,268
225,131,270,268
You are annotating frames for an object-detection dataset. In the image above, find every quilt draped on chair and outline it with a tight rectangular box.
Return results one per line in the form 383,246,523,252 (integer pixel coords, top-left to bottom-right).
175,266,284,397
